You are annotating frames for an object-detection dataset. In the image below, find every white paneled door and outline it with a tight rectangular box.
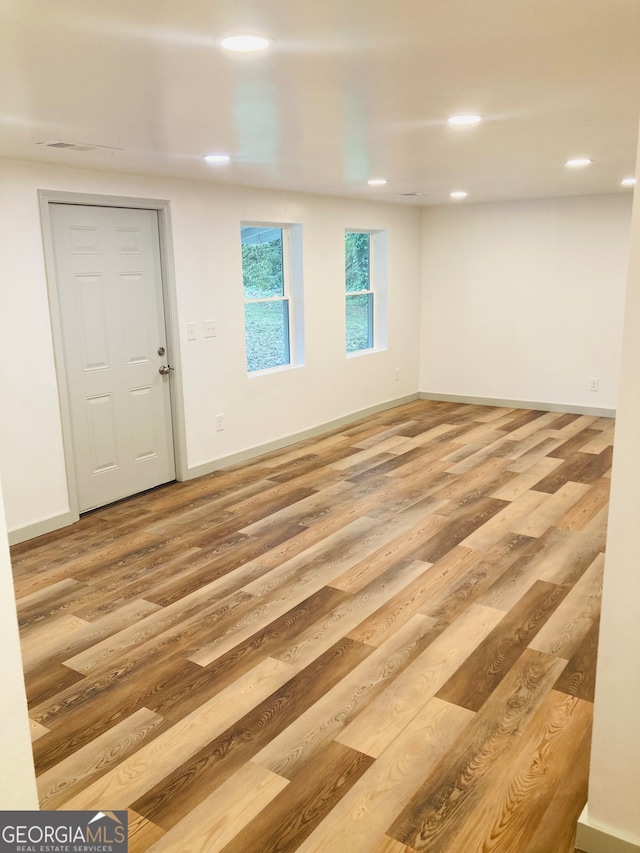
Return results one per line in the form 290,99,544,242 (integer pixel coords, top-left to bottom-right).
50,203,175,512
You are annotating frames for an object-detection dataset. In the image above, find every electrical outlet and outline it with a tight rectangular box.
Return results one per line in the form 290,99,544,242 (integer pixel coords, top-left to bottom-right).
215,414,224,432
394,368,400,381
204,320,217,338
589,378,600,392
186,323,197,341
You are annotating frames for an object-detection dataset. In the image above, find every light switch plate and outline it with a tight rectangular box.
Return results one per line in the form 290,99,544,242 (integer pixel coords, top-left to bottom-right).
186,323,197,341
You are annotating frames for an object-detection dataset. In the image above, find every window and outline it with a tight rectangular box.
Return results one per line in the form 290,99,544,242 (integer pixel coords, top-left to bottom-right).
241,225,299,372
345,231,374,353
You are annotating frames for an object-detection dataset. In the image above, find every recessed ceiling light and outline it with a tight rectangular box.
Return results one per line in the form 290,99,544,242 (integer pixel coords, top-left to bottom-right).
368,178,388,186
621,177,637,187
450,190,468,199
220,35,271,52
448,115,482,126
203,153,231,164
565,158,592,167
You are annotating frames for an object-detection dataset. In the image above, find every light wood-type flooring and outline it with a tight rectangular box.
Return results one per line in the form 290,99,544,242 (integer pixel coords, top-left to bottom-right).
11,400,612,853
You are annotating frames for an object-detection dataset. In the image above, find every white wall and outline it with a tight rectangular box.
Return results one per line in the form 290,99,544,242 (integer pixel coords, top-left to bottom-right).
420,194,632,410
577,131,640,853
0,157,421,538
0,474,38,808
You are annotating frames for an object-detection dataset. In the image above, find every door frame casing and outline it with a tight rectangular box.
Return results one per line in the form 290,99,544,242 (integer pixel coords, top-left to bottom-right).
38,189,187,525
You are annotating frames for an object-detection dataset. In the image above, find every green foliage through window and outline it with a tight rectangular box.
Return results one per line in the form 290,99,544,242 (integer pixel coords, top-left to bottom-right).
244,300,290,371
241,226,291,372
345,232,370,293
242,228,284,299
346,293,373,352
345,232,373,352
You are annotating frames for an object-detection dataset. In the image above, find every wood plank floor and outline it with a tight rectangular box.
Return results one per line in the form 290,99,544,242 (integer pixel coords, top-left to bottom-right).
10,400,610,853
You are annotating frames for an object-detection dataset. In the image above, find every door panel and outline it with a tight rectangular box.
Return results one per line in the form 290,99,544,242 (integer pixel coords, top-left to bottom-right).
76,274,110,370
86,393,118,474
50,204,175,512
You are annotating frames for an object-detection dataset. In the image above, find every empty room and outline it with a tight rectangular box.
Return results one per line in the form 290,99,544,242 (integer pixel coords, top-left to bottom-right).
1,2,640,852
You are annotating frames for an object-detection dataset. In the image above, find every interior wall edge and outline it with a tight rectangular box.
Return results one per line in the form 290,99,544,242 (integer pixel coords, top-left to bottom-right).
577,805,640,853
0,476,38,808
7,510,79,546
419,391,615,418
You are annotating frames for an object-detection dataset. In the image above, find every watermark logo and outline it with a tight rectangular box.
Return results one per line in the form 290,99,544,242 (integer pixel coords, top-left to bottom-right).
0,810,128,852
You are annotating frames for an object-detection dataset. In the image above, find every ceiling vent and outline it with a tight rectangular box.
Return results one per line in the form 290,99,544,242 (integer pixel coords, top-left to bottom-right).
37,141,124,152
42,141,76,148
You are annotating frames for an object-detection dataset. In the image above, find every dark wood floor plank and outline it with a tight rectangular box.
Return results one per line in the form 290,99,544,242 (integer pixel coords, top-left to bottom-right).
414,496,509,563
132,638,372,829
388,649,568,851
336,606,503,760
523,722,592,853
298,698,473,853
534,446,614,494
148,586,348,722
436,580,569,712
547,428,602,459
436,690,592,853
30,652,191,773
554,615,600,702
37,706,166,809
219,741,373,853
499,410,548,433
25,663,86,708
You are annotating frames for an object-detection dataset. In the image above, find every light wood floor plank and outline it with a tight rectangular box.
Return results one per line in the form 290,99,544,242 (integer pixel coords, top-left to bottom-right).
57,657,294,810
388,649,568,851
295,699,473,853
529,552,604,659
510,481,591,538
437,690,592,853
29,719,50,742
336,604,502,757
252,613,442,780
460,488,549,551
37,707,165,809
126,810,165,853
275,559,434,669
144,762,289,853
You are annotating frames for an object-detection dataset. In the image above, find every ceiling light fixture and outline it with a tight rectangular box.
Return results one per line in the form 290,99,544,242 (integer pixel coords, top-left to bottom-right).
220,35,271,52
448,115,482,126
368,178,388,186
565,158,592,167
621,177,637,187
203,153,231,164
450,190,468,199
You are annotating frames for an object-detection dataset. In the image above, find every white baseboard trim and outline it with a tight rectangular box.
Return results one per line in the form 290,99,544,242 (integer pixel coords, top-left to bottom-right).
577,805,640,853
184,394,421,481
419,392,615,418
8,511,79,546
9,391,613,542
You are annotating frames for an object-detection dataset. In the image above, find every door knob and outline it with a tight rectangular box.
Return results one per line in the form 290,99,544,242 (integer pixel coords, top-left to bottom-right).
158,364,174,376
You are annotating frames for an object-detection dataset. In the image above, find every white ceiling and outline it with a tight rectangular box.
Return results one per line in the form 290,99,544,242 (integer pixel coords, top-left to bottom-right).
2,0,640,205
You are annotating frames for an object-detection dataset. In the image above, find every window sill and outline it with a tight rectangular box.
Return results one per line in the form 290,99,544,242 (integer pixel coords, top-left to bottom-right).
346,347,385,359
247,362,304,378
